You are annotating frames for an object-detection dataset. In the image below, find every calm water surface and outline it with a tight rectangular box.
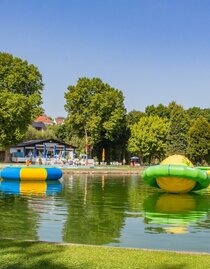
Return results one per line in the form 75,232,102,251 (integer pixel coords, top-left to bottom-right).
0,174,210,252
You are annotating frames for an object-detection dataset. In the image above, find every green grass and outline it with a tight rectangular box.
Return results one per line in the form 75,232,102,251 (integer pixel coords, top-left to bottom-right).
0,240,209,269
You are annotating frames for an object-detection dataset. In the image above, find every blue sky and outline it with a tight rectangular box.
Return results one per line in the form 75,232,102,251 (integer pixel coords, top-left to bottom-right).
1,0,210,117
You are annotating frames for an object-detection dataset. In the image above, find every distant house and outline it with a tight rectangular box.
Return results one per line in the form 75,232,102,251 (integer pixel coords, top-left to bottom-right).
10,139,76,163
34,115,54,125
32,121,46,131
32,115,65,131
54,117,65,125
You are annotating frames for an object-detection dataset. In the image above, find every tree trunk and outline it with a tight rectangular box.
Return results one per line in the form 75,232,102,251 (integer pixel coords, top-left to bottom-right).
4,147,11,163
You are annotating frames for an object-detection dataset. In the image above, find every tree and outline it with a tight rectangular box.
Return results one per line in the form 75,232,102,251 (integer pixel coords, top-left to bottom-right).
187,116,210,164
145,104,170,119
64,77,126,158
53,123,85,156
126,110,145,126
0,52,43,95
0,90,42,146
128,115,170,164
0,52,43,160
187,107,210,123
24,125,57,141
166,102,190,156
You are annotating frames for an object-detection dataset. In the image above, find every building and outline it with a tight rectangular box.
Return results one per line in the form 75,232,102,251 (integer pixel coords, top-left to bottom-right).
54,117,65,125
34,115,54,125
10,139,76,163
32,121,46,131
32,115,65,131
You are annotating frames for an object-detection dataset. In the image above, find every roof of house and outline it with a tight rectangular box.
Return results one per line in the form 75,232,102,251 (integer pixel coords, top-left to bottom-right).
34,115,54,124
12,139,76,148
54,117,65,125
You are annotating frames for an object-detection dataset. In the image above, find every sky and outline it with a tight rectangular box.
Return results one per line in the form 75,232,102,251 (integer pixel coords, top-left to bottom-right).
0,0,210,117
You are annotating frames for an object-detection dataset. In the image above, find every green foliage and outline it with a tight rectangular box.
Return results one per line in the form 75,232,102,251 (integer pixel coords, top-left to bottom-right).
166,102,190,155
24,125,57,141
0,52,43,95
52,123,85,155
128,115,170,163
187,107,210,123
0,52,43,148
65,77,126,147
187,116,210,164
126,110,145,126
145,104,170,118
0,90,42,147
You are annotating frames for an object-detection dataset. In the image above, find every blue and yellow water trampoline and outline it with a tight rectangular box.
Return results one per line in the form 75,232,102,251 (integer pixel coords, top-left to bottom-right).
0,167,62,181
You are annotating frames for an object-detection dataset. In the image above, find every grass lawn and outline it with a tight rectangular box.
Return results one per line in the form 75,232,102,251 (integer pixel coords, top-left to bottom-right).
0,240,209,269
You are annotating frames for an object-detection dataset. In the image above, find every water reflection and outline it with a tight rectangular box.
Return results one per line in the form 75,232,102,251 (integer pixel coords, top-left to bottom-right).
0,180,62,197
143,193,210,234
0,180,64,241
62,175,130,244
0,175,209,251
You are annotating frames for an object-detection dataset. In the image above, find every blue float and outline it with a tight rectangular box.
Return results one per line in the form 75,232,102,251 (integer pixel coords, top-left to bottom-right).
0,167,62,181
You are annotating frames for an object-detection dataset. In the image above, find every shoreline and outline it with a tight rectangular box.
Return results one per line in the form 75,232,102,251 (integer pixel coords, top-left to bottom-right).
1,238,210,255
0,163,145,175
61,168,144,175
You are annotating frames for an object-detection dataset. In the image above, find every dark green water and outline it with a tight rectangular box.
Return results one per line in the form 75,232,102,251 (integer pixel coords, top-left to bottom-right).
0,174,210,252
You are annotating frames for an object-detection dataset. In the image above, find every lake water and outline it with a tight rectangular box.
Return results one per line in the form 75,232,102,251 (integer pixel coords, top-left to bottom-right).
0,174,210,253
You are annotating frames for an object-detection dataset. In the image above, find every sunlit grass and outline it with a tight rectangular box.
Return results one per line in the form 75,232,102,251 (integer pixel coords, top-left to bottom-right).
0,240,209,269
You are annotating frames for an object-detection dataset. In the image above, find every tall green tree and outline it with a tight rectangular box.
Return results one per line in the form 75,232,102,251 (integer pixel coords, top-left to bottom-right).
0,90,42,146
0,52,43,95
0,52,43,160
166,102,190,156
187,116,210,164
128,115,170,164
64,77,126,157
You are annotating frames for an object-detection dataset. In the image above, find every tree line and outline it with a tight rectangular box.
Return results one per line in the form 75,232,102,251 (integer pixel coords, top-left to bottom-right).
0,52,210,164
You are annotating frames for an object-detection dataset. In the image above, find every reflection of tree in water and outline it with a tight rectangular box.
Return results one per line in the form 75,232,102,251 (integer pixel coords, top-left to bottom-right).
62,175,131,245
143,192,210,234
0,194,38,240
0,180,63,241
126,175,155,213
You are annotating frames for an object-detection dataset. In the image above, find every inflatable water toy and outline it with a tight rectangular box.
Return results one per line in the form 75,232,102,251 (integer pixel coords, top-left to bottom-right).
0,180,62,196
143,155,210,193
196,166,210,176
0,167,62,181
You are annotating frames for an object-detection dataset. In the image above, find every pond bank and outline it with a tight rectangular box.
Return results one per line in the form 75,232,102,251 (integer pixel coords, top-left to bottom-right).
0,239,209,269
0,163,145,175
61,167,144,175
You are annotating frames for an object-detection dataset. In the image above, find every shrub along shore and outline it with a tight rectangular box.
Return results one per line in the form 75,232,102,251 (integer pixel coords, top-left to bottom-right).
0,239,209,269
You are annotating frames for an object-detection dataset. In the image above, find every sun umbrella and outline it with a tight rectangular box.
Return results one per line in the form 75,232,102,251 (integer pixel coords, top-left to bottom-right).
131,156,139,160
